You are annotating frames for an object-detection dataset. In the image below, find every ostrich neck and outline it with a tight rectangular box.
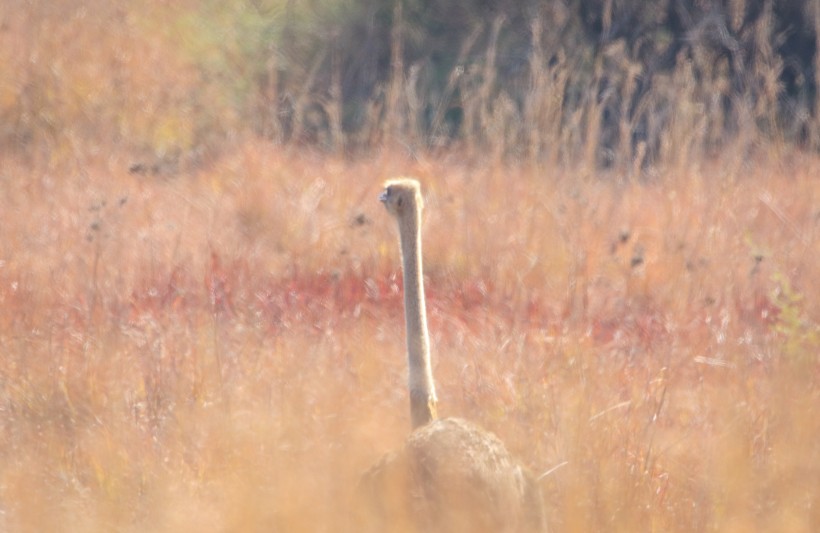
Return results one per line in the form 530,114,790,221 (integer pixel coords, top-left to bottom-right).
398,206,437,428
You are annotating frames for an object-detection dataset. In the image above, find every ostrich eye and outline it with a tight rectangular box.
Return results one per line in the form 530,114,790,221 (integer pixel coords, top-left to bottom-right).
397,196,403,208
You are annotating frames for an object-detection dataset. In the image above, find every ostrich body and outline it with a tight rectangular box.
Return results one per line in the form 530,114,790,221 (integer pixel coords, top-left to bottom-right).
358,179,546,532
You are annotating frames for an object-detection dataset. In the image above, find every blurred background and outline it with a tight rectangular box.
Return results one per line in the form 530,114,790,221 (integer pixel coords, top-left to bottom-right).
3,0,820,168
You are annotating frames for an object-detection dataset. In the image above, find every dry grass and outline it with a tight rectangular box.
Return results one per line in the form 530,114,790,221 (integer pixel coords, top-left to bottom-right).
1,2,819,531
1,142,818,532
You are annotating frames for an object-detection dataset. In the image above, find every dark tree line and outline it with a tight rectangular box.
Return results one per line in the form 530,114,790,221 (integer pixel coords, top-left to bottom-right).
261,0,819,163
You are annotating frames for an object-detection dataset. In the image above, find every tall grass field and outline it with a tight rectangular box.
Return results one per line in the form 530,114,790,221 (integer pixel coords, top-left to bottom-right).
1,2,818,531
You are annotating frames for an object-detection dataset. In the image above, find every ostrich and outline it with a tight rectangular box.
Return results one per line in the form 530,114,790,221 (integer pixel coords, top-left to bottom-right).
356,179,546,532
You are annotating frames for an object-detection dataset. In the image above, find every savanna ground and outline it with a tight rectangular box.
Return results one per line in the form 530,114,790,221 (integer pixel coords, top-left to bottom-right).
3,144,819,532
2,2,820,532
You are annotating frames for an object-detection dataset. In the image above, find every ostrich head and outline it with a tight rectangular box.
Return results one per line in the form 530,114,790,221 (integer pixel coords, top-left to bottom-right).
380,179,423,219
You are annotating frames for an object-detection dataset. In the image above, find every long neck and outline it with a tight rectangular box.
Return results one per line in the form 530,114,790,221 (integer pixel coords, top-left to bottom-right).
398,204,437,429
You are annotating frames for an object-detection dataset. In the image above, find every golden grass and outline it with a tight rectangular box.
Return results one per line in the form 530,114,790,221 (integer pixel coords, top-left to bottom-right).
1,2,819,531
1,140,818,532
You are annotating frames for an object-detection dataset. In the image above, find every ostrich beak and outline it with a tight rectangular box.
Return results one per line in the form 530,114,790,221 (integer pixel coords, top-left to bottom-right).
379,190,388,203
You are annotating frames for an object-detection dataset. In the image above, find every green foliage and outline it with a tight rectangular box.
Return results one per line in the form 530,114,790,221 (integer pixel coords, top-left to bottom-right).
168,0,368,137
173,1,283,100
771,272,820,367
